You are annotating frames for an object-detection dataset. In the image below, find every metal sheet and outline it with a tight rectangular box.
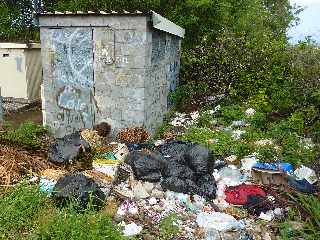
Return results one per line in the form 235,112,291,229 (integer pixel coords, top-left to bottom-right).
25,49,42,100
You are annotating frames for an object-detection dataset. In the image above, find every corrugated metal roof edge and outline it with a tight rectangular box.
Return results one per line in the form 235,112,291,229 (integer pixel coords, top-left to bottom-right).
36,10,146,16
36,10,185,38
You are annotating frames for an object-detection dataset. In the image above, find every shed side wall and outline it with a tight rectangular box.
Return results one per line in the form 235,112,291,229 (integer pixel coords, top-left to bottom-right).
145,29,182,133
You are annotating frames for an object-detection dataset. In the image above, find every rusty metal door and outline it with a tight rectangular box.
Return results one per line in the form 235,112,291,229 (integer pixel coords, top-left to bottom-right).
48,27,95,136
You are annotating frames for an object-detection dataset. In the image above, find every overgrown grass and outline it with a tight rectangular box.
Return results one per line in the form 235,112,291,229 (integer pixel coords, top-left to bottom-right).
0,122,48,150
175,102,318,166
280,194,320,240
0,184,124,240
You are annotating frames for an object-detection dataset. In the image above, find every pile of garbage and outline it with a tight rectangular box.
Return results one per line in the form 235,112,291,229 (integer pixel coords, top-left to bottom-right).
34,119,319,239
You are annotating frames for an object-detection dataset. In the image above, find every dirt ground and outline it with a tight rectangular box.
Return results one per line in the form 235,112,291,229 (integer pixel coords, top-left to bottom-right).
4,110,43,128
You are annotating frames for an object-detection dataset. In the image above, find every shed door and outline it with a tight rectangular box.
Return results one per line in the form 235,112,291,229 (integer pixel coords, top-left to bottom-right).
49,27,95,135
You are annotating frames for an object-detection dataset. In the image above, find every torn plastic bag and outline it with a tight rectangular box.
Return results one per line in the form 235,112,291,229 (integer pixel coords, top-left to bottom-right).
52,173,106,209
294,165,318,184
48,132,91,164
125,151,165,182
185,144,215,175
196,212,242,232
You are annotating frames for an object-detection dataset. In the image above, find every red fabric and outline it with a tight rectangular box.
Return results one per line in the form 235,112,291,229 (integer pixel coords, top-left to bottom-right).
225,184,266,205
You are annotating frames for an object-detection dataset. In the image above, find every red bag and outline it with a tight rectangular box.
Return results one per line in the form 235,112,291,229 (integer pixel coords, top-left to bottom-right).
225,184,266,205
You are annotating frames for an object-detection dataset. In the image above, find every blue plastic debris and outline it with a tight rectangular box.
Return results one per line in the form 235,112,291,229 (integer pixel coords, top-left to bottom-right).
39,177,56,196
253,162,294,174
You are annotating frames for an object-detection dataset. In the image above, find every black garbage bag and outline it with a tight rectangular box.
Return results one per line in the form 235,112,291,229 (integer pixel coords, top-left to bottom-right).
162,161,196,180
196,174,217,199
52,173,106,209
185,144,215,175
48,132,90,164
161,177,198,194
158,141,190,164
125,151,166,182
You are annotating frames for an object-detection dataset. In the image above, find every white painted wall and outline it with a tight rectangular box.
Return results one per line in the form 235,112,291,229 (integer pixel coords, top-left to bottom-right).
0,48,28,99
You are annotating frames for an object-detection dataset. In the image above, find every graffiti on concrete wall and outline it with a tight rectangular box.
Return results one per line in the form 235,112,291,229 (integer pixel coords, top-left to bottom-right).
49,28,95,136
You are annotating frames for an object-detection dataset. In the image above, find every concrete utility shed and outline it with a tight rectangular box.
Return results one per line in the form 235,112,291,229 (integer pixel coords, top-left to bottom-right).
38,11,185,137
0,43,42,100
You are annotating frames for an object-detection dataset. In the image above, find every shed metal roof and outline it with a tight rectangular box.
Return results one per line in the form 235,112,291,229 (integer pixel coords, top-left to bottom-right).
37,10,185,38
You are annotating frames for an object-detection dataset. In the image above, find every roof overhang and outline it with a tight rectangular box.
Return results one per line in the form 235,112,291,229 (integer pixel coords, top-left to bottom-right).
37,10,185,38
151,11,185,38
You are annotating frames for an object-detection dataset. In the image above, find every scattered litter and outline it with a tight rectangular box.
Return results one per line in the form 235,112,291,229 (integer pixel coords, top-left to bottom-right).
294,165,318,184
39,178,56,195
245,108,256,116
154,139,165,146
48,132,91,165
190,111,200,120
254,139,273,146
122,222,143,237
113,143,129,161
252,168,287,186
117,200,139,216
225,155,238,163
80,129,102,148
216,166,248,186
92,158,119,179
132,180,150,199
231,120,246,127
258,210,274,222
241,155,259,171
148,197,157,205
39,169,67,195
196,212,242,232
232,130,246,140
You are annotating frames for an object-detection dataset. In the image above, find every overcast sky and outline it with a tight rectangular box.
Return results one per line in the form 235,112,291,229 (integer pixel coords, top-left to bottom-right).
288,0,320,43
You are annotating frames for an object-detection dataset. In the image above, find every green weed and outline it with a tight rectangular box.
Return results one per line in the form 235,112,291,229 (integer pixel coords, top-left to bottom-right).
0,122,48,150
280,194,320,240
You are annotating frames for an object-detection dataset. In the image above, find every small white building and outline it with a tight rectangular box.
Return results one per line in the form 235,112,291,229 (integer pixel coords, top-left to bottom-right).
0,43,42,100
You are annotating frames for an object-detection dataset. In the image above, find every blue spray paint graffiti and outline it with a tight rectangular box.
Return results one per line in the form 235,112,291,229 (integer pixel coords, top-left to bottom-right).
49,28,95,135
